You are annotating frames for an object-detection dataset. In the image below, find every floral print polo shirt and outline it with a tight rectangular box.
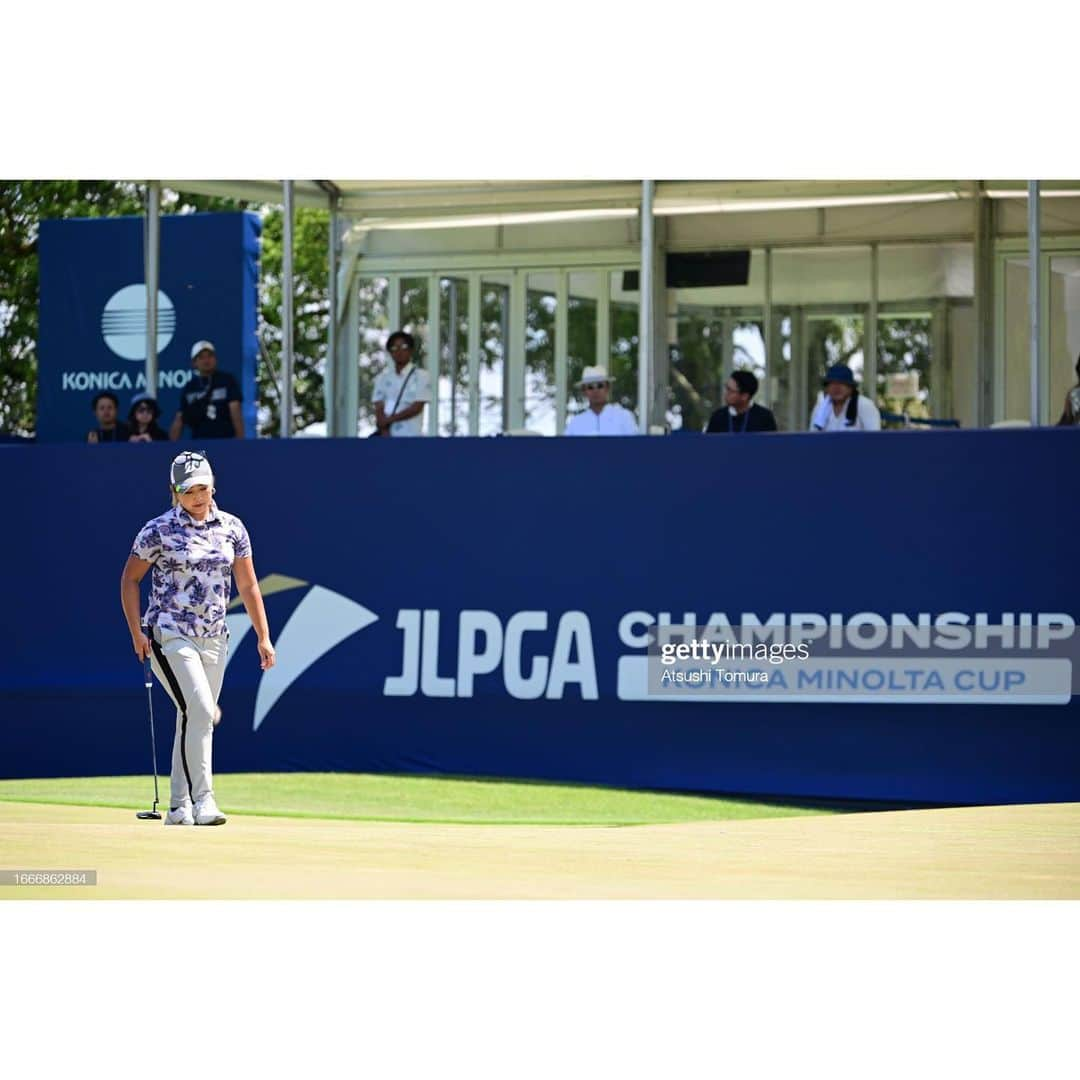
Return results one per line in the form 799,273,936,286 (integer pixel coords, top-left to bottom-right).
131,503,252,639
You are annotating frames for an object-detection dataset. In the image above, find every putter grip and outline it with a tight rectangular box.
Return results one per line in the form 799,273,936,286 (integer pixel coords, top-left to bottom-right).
141,626,153,687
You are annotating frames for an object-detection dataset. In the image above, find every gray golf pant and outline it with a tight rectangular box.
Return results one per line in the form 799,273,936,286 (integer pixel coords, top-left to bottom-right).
149,628,227,811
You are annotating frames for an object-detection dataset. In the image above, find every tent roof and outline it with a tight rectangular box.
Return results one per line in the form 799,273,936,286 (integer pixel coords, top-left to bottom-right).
160,179,1080,223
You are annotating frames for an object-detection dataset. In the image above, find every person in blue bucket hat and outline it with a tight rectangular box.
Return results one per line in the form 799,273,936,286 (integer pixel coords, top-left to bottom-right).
809,363,881,432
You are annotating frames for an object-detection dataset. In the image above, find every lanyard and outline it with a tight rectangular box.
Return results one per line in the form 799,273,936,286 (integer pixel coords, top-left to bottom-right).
731,407,750,433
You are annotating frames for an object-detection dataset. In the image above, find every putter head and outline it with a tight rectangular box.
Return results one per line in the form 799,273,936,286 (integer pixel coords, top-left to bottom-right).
136,811,162,820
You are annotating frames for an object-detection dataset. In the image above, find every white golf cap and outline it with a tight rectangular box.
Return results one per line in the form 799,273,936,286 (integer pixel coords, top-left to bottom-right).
171,451,214,493
190,340,216,360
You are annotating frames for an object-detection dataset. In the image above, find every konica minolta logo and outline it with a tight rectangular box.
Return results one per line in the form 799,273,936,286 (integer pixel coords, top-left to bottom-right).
101,284,176,360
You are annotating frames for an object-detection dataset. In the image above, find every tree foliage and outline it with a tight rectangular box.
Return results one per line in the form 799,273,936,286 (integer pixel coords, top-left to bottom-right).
256,206,328,435
0,181,331,438
0,182,147,435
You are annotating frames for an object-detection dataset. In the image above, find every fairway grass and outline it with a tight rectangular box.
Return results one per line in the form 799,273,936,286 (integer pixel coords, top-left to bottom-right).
0,772,839,826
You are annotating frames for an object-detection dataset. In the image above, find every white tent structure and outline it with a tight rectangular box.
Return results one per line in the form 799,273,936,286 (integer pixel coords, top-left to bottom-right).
152,180,1080,435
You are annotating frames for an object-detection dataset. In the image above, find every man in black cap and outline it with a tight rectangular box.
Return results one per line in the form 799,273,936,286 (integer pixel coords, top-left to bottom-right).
169,340,245,440
87,391,131,443
706,371,778,433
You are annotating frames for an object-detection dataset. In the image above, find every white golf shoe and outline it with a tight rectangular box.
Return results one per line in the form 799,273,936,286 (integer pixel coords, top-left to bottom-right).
165,806,194,826
194,794,227,826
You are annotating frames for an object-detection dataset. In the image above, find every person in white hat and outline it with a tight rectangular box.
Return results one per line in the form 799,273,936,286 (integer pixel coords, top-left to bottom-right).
168,340,245,440
564,366,639,436
119,451,275,826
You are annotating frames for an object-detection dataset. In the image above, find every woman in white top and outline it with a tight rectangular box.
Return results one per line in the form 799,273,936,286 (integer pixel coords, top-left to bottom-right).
809,364,881,432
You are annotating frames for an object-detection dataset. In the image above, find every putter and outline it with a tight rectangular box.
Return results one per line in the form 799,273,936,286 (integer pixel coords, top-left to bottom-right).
136,645,162,820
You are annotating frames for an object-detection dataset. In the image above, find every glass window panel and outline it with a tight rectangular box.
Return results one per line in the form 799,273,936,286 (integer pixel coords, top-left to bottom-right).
669,309,723,431
1007,251,1080,425
948,302,975,429
732,320,765,379
877,315,932,424
356,276,389,436
397,277,431,434
876,244,971,425
438,277,469,437
609,269,639,421
1049,255,1080,424
479,278,508,436
566,271,598,426
770,314,794,432
1002,258,1030,422
399,277,428,342
525,273,557,435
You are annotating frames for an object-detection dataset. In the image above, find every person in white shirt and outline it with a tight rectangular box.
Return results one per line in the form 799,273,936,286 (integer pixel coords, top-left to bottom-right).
372,331,432,437
809,364,882,432
564,366,639,436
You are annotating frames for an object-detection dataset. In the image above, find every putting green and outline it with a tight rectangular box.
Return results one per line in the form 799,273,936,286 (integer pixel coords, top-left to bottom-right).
2,799,1078,899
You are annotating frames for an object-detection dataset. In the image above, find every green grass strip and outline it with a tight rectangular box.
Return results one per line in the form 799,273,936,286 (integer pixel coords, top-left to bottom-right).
0,772,842,826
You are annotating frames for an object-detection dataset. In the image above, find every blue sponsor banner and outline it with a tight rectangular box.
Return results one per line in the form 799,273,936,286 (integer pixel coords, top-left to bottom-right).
1,429,1078,804
37,212,260,442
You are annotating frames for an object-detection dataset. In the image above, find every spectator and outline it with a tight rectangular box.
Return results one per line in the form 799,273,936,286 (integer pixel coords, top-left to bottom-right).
169,341,244,441
706,370,778,433
565,366,638,436
126,393,170,443
372,331,430,437
1056,354,1080,426
87,391,131,444
809,364,881,432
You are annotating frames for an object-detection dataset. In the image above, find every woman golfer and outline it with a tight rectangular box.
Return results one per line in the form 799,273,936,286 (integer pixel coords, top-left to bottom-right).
120,451,275,825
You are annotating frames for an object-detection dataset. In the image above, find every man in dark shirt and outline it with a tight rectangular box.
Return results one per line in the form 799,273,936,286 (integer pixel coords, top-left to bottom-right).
705,370,778,433
87,391,131,443
169,340,245,440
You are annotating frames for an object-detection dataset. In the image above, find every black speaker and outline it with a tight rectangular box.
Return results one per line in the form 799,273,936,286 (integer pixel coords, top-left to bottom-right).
623,250,751,291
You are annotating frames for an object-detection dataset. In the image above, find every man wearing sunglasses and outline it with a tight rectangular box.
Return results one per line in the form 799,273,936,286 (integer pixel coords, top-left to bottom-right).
564,366,639,436
706,370,778,433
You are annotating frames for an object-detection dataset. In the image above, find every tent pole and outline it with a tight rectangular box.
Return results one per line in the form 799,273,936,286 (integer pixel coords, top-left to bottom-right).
638,180,655,433
762,248,773,407
449,279,459,435
865,243,879,406
145,181,160,397
281,180,295,438
326,197,339,436
973,182,995,426
1027,181,1041,425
